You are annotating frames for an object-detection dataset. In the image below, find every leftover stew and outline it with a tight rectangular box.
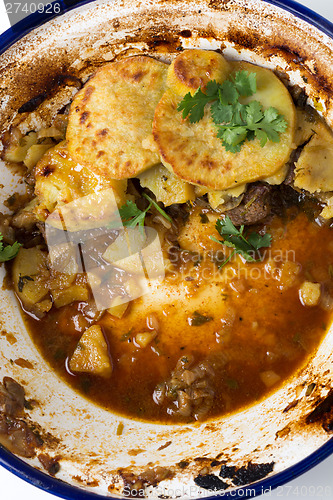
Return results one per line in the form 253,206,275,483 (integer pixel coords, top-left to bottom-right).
2,49,333,423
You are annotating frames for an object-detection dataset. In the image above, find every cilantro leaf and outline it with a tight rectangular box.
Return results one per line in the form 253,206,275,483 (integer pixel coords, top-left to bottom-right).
218,80,239,105
177,70,288,153
245,100,264,125
232,70,257,96
119,200,143,222
211,216,271,266
142,193,172,223
177,83,219,123
0,234,21,263
118,195,173,232
247,232,272,250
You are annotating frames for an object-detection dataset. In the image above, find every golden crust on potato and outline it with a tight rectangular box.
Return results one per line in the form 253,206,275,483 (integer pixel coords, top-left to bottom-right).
153,55,296,190
66,56,168,179
167,49,230,96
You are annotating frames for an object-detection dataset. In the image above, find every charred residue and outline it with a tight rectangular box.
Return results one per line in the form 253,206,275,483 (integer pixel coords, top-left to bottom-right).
193,460,275,491
194,474,228,491
221,461,275,486
0,376,61,473
306,390,333,433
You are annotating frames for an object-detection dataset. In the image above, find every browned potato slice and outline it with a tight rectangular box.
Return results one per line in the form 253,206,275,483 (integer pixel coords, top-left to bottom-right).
67,56,168,179
167,49,230,96
153,58,296,190
69,325,112,378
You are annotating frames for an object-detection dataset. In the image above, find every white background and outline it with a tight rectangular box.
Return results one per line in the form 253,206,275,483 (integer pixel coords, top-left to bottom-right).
0,0,333,499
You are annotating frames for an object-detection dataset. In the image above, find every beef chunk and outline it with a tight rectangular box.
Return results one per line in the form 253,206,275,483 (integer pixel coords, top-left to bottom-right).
227,184,272,226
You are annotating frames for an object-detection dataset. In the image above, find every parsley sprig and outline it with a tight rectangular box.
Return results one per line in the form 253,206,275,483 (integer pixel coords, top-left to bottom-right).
177,71,288,153
118,193,172,232
211,216,272,267
0,234,21,263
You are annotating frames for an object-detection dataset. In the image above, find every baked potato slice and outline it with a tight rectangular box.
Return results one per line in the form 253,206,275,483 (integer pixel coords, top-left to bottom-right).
67,56,168,179
167,49,230,96
153,57,296,190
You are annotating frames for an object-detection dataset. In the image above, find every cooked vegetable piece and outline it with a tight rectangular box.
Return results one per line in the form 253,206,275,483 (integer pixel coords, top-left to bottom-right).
153,52,296,190
260,370,281,388
189,311,213,326
299,281,321,307
107,297,129,319
135,330,157,348
12,247,50,309
167,49,230,97
207,184,246,210
24,143,54,170
69,325,112,378
53,285,89,308
103,229,145,273
3,132,38,163
34,141,127,230
139,164,195,206
294,119,333,193
67,56,168,179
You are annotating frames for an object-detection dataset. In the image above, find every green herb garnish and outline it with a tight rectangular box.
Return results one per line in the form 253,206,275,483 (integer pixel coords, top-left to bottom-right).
211,216,272,267
0,234,21,263
119,200,151,231
177,71,288,153
189,311,213,326
142,193,172,223
118,194,172,232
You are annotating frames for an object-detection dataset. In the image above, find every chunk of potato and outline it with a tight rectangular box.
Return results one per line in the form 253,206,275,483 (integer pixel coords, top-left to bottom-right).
139,164,195,206
69,325,112,378
103,229,146,273
294,108,319,146
34,141,127,230
12,247,50,309
294,119,333,193
207,184,247,210
135,330,157,348
299,281,321,307
24,143,54,170
103,229,145,263
107,296,129,319
53,284,89,308
3,132,38,163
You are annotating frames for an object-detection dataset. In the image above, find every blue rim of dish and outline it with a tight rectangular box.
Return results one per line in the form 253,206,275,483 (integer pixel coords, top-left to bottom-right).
0,0,333,498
